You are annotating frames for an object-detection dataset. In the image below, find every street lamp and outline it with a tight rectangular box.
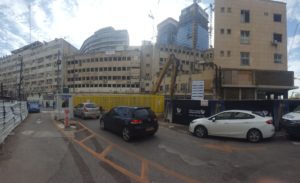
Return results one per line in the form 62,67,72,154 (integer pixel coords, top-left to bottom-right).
18,55,23,101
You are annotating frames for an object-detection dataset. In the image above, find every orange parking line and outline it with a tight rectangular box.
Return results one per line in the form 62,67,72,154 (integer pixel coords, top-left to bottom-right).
80,134,95,143
141,160,150,183
77,122,202,183
99,145,113,158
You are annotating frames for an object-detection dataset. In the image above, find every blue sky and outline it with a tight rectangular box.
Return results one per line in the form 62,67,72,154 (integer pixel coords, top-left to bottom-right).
0,0,299,94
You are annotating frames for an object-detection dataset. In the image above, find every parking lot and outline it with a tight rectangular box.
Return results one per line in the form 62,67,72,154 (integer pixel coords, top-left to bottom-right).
76,116,300,183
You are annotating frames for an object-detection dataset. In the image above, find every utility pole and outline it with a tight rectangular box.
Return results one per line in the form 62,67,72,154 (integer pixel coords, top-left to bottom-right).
18,55,23,101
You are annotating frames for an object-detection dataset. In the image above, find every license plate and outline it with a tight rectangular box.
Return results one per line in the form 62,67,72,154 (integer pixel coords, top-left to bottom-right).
146,127,154,131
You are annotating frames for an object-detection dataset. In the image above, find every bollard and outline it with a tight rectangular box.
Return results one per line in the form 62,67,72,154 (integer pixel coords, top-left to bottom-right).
64,109,69,128
0,143,3,155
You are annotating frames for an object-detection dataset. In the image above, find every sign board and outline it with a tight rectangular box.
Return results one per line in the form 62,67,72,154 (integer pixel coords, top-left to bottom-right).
60,94,72,100
191,80,204,100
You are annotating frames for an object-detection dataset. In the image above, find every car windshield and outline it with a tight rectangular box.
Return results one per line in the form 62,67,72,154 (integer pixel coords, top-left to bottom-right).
85,104,97,108
29,103,39,108
293,105,300,113
133,108,152,119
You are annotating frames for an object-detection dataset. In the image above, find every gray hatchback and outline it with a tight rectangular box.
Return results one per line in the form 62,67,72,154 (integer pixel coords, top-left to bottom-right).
74,103,101,119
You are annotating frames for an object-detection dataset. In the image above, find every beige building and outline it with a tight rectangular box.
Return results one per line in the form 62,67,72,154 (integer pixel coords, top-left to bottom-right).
65,48,141,94
214,0,295,99
151,44,216,99
0,39,77,105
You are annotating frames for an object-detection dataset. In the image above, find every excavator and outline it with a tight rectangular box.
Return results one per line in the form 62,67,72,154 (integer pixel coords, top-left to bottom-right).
152,54,180,99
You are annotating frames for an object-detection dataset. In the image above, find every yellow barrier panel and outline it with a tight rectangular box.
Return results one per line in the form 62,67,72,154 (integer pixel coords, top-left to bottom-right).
73,95,165,114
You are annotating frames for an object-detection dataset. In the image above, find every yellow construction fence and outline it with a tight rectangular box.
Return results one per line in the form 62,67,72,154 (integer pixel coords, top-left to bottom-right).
73,94,165,114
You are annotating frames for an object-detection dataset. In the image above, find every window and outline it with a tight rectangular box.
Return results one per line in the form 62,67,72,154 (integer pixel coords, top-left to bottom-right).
213,112,234,120
220,51,224,57
240,30,250,44
221,7,225,13
220,29,224,34
264,12,269,16
227,29,231,34
227,7,231,13
240,52,250,66
273,33,282,42
241,10,250,23
273,14,282,22
227,51,231,57
274,53,282,63
233,112,255,119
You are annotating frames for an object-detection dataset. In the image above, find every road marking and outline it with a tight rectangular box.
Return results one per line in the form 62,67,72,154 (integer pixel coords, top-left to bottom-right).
201,143,264,153
36,119,42,124
53,120,202,183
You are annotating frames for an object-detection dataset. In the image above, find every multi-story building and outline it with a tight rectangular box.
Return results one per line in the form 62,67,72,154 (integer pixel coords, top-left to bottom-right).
65,48,141,94
80,27,129,54
157,18,178,45
151,45,216,99
176,2,209,50
214,0,295,99
0,39,78,105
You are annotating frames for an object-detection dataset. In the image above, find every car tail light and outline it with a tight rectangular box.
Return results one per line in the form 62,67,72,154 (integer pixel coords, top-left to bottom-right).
131,119,142,124
266,120,273,124
84,107,88,112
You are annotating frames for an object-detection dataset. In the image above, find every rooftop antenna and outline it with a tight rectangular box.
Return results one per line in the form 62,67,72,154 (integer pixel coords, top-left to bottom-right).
28,4,32,44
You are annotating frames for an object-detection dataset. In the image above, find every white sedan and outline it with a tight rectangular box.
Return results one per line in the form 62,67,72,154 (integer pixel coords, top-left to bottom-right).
189,110,275,143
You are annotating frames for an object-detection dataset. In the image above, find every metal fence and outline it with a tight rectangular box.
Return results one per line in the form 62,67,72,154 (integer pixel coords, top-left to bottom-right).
0,101,28,144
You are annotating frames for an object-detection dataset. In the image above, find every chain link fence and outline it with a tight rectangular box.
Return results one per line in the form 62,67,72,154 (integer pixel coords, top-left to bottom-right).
0,101,28,144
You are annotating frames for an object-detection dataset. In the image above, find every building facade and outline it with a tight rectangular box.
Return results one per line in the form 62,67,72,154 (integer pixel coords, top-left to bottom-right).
65,48,141,94
80,27,129,54
214,0,295,99
176,3,209,50
157,18,178,45
0,39,78,105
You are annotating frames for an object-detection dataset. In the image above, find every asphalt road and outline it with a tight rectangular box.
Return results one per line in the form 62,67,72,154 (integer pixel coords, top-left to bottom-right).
78,117,300,183
1,112,300,183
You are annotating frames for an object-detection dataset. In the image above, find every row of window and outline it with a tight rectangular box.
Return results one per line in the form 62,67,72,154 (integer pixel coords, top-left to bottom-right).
68,83,140,88
159,47,213,58
67,75,131,81
220,29,283,44
220,7,282,23
239,52,282,66
67,56,133,65
67,67,131,73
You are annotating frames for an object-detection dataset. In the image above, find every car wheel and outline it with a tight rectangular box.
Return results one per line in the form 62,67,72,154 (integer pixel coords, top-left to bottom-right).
122,127,131,142
194,126,207,138
247,129,262,143
100,119,106,130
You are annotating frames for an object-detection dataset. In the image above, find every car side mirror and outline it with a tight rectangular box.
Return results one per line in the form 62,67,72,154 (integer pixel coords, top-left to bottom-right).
212,117,216,122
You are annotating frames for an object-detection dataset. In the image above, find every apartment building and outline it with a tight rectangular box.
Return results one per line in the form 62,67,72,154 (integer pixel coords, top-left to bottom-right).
214,0,295,99
0,39,78,105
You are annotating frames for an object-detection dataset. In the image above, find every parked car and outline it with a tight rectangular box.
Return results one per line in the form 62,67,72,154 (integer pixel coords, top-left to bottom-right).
100,106,159,141
189,110,275,143
282,105,300,138
73,103,100,119
27,102,41,113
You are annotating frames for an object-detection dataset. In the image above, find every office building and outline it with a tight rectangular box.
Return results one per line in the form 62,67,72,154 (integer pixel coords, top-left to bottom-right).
80,27,129,54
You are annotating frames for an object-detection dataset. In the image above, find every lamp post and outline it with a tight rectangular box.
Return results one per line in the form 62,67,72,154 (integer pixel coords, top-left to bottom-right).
18,55,23,101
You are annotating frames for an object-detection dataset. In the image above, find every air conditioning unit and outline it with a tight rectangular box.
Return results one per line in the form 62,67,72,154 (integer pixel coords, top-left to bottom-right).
272,40,278,46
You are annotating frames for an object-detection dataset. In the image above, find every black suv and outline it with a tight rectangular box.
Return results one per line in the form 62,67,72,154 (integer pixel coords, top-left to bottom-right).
100,106,159,141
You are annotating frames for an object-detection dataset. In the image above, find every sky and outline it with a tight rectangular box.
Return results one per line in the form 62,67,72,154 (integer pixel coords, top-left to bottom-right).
0,0,299,94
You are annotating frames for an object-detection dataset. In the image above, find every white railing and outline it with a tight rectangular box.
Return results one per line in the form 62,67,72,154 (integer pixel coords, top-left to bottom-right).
0,101,28,144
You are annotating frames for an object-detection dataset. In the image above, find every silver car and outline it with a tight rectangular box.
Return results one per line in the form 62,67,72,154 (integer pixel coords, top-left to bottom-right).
74,103,100,119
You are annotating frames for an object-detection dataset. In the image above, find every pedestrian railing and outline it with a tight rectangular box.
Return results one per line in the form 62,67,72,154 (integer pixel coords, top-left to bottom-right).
0,101,28,144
